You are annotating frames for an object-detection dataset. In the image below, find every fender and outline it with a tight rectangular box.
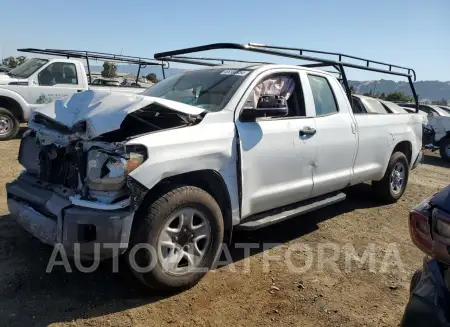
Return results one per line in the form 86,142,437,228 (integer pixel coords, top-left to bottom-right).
127,117,241,226
0,88,30,121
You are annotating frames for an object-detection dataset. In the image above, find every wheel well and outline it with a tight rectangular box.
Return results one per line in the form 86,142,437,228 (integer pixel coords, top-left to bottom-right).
393,141,412,165
0,96,24,122
440,132,450,144
137,170,233,242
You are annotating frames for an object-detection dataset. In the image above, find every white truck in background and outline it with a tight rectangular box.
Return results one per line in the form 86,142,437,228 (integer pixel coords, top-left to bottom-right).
401,103,450,161
7,42,424,291
0,48,165,140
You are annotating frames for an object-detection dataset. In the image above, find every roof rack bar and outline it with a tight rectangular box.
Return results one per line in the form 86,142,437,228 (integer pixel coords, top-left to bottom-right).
162,57,220,67
34,48,163,66
248,43,416,80
159,55,342,79
47,48,171,79
173,55,272,65
155,43,341,69
154,42,419,112
154,43,415,79
302,62,334,69
86,54,92,84
18,47,169,83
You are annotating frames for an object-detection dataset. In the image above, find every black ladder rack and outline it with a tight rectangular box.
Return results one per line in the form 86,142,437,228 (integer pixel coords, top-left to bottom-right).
18,48,168,84
154,42,418,111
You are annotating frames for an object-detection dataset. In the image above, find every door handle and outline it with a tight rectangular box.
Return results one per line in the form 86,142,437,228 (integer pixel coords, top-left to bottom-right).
77,89,83,92
299,126,316,136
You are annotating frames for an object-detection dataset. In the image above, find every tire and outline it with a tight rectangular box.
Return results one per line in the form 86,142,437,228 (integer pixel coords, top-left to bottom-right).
372,152,409,203
126,185,224,291
409,269,422,293
439,137,450,162
0,107,19,141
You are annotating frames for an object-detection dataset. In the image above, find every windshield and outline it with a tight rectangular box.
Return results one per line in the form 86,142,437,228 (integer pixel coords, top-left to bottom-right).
8,58,48,78
142,68,250,112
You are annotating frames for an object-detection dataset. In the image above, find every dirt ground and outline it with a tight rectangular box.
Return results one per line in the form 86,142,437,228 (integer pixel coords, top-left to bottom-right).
1,134,449,327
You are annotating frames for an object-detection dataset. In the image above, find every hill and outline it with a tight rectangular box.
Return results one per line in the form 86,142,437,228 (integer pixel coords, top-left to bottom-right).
349,79,450,101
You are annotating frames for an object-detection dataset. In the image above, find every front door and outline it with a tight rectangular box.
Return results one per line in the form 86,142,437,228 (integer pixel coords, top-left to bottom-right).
28,61,82,107
236,70,316,218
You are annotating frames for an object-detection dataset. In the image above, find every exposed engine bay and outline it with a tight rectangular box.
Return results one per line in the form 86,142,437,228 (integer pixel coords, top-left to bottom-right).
19,94,204,209
20,128,147,208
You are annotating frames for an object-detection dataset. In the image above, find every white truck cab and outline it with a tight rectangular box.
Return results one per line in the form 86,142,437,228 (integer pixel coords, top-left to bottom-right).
0,49,165,140
6,43,424,291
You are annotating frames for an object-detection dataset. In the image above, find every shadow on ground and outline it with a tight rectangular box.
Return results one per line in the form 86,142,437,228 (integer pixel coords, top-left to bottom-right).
0,184,382,327
228,183,382,263
423,154,450,168
13,126,28,140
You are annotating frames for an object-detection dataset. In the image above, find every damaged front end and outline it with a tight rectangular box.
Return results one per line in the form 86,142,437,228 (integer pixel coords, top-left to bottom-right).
7,90,205,259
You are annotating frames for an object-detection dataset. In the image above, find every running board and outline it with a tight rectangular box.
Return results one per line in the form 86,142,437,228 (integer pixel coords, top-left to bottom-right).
236,192,346,231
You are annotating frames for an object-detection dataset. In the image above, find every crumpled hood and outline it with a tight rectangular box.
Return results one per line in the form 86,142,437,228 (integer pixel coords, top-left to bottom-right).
31,90,205,139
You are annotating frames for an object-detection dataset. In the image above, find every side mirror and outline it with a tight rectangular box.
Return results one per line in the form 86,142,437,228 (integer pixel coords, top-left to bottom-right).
240,95,288,122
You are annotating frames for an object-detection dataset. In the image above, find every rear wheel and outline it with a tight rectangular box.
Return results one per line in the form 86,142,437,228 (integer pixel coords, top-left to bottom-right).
0,107,19,141
372,152,409,203
126,185,224,291
439,137,450,162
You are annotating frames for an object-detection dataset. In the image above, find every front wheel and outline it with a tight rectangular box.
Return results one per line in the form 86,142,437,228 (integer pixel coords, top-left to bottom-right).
372,152,409,203
439,137,450,162
126,185,224,291
0,107,19,141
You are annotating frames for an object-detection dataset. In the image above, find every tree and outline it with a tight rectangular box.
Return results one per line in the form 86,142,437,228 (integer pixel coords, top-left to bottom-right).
146,73,159,83
436,98,448,106
101,61,117,78
2,56,18,68
384,92,413,102
1,56,28,68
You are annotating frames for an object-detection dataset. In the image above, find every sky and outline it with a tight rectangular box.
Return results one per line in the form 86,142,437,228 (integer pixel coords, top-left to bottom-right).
1,0,449,81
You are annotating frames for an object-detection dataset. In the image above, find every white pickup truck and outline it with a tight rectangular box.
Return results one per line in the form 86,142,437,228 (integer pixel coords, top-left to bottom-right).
6,43,423,291
0,49,163,140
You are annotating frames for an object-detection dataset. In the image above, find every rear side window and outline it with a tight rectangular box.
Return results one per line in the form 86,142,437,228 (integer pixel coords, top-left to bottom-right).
308,75,338,116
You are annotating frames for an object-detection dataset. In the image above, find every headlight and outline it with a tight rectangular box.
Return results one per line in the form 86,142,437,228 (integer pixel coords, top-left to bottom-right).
86,145,147,191
125,144,147,173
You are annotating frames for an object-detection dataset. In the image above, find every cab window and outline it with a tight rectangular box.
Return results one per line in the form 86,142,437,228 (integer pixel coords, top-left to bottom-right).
38,62,78,86
244,73,306,117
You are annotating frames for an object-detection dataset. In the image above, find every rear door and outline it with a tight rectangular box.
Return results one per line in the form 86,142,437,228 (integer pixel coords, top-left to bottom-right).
302,72,357,197
28,61,83,107
235,69,316,218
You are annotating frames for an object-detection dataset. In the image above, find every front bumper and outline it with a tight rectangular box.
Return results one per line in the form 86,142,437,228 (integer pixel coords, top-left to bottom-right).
6,174,134,260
